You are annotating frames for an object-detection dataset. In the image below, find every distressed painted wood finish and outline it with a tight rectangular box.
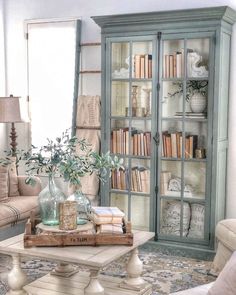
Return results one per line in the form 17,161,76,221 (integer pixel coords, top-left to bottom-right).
0,231,154,268
92,6,236,252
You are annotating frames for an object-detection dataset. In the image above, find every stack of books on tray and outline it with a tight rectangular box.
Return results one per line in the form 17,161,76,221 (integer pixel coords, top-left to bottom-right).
174,112,207,119
90,207,125,234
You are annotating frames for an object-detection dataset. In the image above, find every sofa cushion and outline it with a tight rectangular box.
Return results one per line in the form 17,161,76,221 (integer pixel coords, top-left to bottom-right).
0,196,39,227
208,251,236,295
215,219,236,250
170,282,214,294
0,166,9,202
8,157,19,197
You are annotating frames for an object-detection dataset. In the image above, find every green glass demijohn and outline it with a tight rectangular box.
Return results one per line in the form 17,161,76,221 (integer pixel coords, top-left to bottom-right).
39,173,66,225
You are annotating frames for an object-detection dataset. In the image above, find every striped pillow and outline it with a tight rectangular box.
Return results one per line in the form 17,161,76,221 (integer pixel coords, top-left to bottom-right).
0,165,9,202
8,157,19,197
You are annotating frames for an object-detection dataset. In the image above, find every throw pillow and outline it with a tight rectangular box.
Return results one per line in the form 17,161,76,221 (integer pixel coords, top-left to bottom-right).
0,165,9,202
8,157,19,197
208,251,236,295
188,203,205,239
161,200,190,236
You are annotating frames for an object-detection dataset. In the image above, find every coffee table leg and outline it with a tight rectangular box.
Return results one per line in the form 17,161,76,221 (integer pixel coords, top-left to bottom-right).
122,247,146,289
7,254,28,295
84,269,104,295
51,262,78,277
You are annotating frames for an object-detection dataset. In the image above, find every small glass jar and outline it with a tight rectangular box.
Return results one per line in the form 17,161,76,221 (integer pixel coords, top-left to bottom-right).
67,190,91,225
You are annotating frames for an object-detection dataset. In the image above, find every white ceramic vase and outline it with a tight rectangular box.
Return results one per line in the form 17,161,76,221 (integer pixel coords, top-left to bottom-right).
190,92,207,113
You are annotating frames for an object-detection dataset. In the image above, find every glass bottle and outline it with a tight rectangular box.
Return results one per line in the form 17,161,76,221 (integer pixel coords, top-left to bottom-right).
39,173,66,225
67,190,91,225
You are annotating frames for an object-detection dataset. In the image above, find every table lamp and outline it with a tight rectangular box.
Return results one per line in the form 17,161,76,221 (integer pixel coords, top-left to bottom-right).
0,95,28,156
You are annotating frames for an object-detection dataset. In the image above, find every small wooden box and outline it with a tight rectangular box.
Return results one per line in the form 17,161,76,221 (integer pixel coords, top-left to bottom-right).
24,214,133,248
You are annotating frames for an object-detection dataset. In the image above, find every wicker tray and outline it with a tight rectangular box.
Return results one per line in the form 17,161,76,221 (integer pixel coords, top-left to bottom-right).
23,213,133,248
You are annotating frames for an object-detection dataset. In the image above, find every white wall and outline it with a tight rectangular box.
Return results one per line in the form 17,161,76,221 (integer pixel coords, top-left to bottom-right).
0,0,7,155
3,0,236,217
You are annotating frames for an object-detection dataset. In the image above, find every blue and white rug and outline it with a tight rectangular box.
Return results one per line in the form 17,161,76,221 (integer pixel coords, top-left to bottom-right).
0,244,216,295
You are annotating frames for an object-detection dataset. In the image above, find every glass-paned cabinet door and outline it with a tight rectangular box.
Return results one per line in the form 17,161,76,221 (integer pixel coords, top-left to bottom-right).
108,38,154,231
159,36,210,242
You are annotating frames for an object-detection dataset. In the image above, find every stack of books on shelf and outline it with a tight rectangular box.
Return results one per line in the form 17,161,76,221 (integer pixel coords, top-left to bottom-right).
164,50,184,78
162,131,198,159
174,112,207,119
111,168,129,191
111,128,129,155
132,130,151,156
131,166,150,193
111,128,151,156
90,207,125,234
134,54,152,79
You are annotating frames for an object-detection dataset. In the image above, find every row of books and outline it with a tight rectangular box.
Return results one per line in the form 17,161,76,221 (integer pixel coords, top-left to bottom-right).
162,131,198,159
164,50,184,78
111,167,150,193
131,167,150,193
111,168,129,190
111,128,151,156
133,54,152,79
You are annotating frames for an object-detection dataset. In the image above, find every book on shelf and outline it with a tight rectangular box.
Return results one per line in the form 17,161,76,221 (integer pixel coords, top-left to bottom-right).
169,55,174,77
140,55,145,78
134,54,141,78
162,131,199,159
160,171,172,195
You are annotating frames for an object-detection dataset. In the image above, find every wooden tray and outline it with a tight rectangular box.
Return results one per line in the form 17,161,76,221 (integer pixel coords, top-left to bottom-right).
24,213,133,248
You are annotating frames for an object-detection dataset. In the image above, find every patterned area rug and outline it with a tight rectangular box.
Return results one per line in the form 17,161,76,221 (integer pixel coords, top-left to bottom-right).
0,244,216,295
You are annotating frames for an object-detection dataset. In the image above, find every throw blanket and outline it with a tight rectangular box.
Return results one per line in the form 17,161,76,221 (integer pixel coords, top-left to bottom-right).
76,95,101,204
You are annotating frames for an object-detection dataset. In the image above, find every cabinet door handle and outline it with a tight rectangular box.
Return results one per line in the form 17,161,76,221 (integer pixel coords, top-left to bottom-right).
153,132,160,145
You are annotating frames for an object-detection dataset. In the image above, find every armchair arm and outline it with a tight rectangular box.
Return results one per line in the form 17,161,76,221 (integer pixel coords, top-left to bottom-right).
18,176,42,196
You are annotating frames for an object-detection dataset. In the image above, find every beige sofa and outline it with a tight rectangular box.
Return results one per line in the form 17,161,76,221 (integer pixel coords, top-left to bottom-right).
0,174,41,240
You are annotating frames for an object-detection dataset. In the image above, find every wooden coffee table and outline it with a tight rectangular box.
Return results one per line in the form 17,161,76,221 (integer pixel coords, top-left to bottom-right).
0,230,154,295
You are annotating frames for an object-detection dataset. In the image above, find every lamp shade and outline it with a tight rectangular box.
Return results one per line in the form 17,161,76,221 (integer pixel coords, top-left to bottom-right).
0,96,28,123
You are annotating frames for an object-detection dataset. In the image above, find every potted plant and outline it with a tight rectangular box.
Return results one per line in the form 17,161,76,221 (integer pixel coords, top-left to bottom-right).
166,80,208,113
24,129,123,226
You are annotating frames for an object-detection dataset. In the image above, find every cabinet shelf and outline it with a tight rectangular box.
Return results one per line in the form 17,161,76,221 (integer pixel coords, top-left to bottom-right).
110,116,151,120
162,77,209,82
111,153,151,160
162,117,207,122
160,195,206,203
111,78,152,82
161,157,207,162
111,189,150,196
